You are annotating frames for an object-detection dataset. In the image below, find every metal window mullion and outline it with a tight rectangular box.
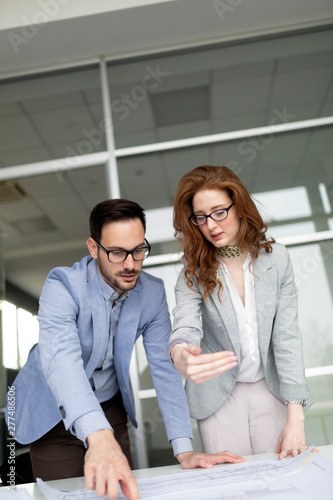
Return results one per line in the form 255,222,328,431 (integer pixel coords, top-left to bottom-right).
0,116,332,184
16,307,20,370
0,152,110,182
99,58,120,199
129,349,149,469
114,116,333,158
305,365,333,377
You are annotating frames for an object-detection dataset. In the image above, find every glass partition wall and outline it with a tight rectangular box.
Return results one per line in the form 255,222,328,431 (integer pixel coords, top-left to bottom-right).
0,26,333,468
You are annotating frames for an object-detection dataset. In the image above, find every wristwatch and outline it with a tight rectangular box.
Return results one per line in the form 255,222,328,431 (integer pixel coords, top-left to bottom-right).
285,400,307,408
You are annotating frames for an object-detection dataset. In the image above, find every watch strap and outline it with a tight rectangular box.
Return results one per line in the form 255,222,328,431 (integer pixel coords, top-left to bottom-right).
285,400,307,408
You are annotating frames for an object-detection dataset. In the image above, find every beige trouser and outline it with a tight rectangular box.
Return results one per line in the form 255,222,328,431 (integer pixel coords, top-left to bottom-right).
198,378,288,456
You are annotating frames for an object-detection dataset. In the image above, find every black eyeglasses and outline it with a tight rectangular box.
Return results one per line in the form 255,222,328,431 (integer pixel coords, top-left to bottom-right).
94,239,151,263
189,203,234,226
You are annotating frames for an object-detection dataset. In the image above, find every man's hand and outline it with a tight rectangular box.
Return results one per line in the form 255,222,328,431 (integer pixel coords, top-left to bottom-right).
171,343,238,384
85,429,140,499
176,451,245,469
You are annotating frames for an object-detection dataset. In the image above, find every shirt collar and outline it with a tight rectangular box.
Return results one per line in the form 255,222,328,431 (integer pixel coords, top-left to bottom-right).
220,252,251,274
97,272,128,302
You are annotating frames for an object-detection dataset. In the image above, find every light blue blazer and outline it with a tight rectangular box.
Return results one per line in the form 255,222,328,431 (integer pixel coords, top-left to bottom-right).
170,243,313,420
8,256,192,445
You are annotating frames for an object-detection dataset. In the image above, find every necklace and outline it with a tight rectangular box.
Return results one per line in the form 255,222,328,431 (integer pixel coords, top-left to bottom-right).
217,245,243,258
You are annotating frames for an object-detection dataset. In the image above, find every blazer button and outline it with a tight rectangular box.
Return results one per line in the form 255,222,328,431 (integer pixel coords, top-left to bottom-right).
59,406,66,419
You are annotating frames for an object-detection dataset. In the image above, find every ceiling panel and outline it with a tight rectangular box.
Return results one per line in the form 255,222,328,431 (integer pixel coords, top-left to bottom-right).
66,165,106,191
304,128,333,162
1,147,52,168
212,76,272,117
163,72,210,92
118,154,171,208
22,90,84,113
37,192,87,217
277,49,333,72
110,85,156,133
0,101,22,117
271,67,332,108
89,101,105,123
50,139,106,158
157,120,211,142
283,103,322,122
161,146,211,197
211,112,266,133
212,60,276,83
256,131,310,166
78,186,110,212
321,100,333,117
115,129,157,148
7,227,64,252
50,213,89,240
0,198,43,222
152,86,210,127
19,173,74,197
30,106,98,143
1,115,43,151
210,142,260,179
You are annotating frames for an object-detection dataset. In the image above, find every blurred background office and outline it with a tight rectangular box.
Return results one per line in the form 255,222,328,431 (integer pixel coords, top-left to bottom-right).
0,0,333,477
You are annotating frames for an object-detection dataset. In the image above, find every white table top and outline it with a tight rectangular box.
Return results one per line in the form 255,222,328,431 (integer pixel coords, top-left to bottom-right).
12,444,333,499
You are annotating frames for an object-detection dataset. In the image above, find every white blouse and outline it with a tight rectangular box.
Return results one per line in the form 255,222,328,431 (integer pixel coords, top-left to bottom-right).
220,253,265,383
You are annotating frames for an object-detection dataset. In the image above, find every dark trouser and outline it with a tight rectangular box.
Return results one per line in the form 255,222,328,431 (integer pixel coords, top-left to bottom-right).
29,391,132,481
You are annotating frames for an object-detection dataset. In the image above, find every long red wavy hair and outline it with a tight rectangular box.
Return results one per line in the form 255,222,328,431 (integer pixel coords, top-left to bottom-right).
173,165,275,300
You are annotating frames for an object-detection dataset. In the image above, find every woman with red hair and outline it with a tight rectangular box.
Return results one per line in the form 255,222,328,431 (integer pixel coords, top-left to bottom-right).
168,165,312,459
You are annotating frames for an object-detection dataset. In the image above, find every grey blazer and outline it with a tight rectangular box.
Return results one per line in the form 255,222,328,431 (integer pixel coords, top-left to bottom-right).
169,242,313,420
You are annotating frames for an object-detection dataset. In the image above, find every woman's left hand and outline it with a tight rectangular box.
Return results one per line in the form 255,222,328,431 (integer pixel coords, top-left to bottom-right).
276,403,307,459
276,422,307,459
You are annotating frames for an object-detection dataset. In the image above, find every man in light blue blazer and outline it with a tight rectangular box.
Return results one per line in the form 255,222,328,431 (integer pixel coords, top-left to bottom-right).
6,199,243,500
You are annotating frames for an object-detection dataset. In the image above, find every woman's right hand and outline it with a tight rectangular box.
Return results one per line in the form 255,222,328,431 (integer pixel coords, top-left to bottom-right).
171,343,238,384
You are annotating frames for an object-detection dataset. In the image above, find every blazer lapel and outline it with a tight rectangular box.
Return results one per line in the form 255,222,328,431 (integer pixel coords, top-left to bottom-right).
253,251,277,365
212,269,241,358
85,259,109,378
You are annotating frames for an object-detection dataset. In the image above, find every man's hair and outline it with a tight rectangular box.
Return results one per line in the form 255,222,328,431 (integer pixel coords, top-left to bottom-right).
89,199,146,241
